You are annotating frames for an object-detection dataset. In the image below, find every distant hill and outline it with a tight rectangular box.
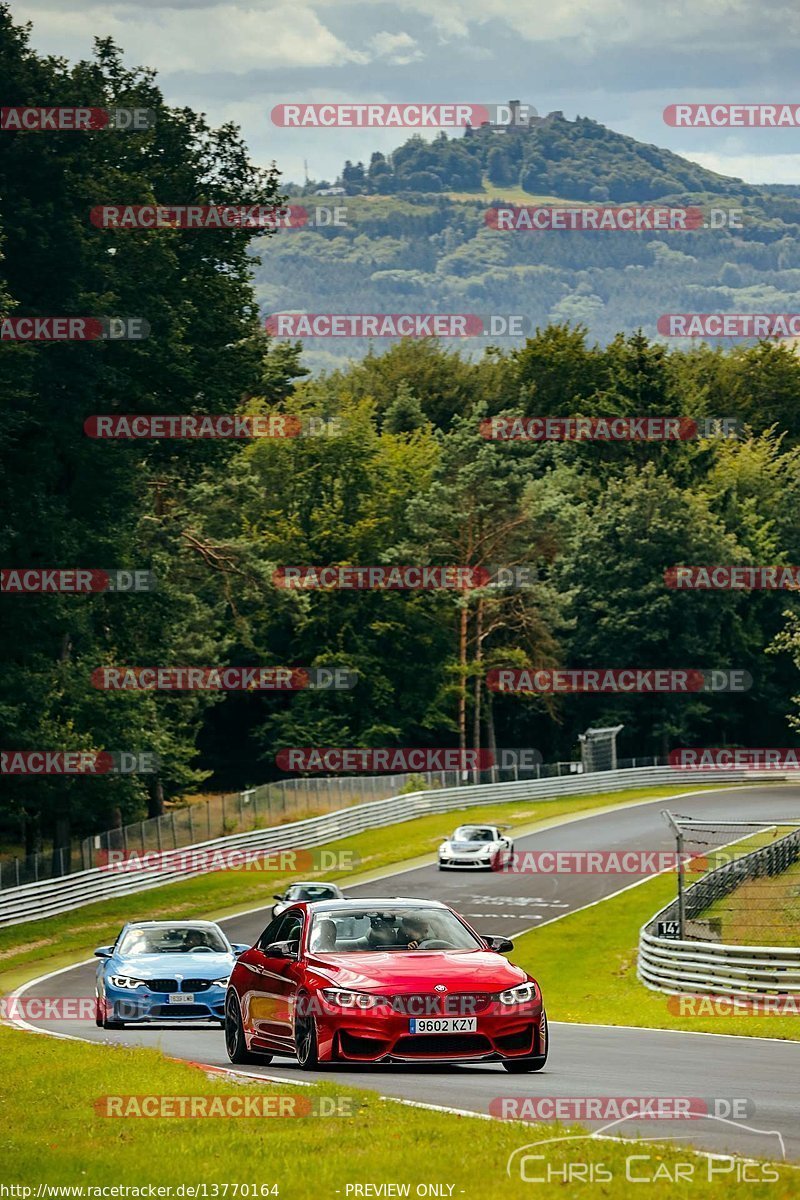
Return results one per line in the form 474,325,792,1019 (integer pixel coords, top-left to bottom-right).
264,113,800,372
299,111,800,203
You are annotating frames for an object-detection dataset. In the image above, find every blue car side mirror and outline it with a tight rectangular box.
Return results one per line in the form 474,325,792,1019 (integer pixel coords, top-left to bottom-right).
94,946,113,958
231,943,249,956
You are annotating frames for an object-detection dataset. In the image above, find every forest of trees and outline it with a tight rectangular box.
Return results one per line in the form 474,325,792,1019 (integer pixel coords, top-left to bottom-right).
256,184,800,372
2,6,800,864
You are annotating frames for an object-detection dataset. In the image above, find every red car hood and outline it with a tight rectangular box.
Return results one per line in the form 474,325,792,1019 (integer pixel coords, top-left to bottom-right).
306,949,529,993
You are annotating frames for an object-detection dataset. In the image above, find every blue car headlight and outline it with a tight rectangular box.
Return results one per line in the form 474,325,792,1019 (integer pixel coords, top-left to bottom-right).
108,975,148,990
213,977,230,988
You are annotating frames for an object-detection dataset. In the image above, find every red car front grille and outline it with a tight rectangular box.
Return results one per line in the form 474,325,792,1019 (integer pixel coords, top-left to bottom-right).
390,992,493,1016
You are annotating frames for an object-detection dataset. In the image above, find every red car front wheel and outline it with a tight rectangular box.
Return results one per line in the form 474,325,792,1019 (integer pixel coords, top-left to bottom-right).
294,997,321,1069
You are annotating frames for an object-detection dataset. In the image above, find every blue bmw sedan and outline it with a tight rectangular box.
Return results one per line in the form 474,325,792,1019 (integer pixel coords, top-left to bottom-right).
94,920,249,1028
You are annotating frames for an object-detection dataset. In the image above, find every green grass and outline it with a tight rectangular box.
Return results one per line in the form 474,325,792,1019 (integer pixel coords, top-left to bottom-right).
0,1024,795,1192
514,842,800,1040
444,182,571,204
0,785,730,989
699,850,800,948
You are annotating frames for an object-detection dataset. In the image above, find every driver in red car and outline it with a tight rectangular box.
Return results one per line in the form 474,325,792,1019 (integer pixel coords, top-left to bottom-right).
399,915,428,949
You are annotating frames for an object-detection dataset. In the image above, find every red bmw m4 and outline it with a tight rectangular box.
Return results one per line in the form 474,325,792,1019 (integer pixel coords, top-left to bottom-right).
225,897,548,1072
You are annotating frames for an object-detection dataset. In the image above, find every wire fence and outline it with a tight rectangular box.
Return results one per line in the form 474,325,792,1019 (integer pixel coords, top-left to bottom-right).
659,821,800,945
0,754,664,891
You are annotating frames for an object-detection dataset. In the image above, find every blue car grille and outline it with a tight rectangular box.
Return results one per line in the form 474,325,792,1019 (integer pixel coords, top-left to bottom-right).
144,977,216,993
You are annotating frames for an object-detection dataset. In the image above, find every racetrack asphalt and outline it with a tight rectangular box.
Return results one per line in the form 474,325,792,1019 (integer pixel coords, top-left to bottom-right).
15,784,800,1162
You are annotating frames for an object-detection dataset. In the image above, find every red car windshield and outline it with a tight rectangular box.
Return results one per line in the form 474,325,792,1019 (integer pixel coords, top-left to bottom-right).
308,907,483,952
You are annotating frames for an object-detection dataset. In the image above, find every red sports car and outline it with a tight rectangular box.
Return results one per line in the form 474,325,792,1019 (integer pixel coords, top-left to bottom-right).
224,897,548,1072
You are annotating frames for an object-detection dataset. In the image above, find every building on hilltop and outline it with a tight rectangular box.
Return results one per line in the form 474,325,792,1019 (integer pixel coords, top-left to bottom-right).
466,101,565,134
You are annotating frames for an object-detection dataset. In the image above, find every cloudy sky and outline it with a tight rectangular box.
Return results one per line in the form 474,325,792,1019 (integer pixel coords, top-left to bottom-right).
13,0,800,187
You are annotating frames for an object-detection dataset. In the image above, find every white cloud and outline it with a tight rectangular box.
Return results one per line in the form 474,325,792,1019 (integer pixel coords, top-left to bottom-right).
368,31,423,64
324,0,800,52
679,149,800,185
14,3,369,72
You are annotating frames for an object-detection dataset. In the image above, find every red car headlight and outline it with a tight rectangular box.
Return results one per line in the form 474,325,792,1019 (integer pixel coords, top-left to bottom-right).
320,989,386,1010
496,981,538,1007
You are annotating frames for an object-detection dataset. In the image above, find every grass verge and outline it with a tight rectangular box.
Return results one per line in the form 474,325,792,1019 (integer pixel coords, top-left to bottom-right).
699,851,800,947
0,784,730,987
0,1023,794,1193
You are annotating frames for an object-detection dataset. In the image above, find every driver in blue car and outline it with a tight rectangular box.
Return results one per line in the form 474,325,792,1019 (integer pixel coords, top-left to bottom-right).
184,928,209,951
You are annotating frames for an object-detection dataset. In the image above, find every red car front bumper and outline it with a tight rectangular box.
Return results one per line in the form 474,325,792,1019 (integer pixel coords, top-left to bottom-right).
314,998,546,1063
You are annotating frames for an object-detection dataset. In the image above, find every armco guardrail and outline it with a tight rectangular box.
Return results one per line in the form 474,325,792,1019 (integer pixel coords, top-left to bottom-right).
638,827,800,998
0,764,778,927
3,758,595,889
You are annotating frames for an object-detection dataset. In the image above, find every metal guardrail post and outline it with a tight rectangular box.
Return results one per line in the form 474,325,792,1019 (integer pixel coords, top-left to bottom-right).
663,810,685,939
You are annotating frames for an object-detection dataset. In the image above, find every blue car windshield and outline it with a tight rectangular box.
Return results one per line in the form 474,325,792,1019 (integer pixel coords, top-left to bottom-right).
118,927,229,956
